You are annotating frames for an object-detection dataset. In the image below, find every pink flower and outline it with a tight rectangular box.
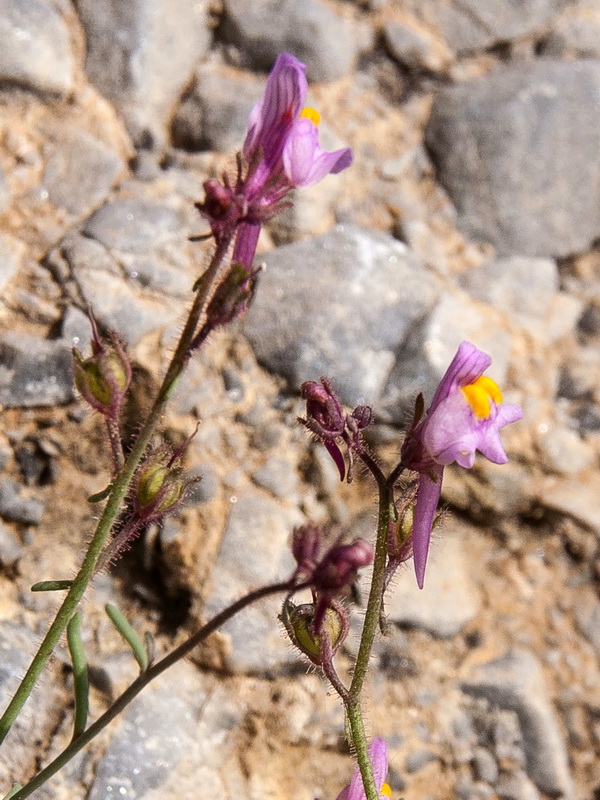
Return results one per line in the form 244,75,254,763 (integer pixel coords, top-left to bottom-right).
335,738,391,800
401,342,523,588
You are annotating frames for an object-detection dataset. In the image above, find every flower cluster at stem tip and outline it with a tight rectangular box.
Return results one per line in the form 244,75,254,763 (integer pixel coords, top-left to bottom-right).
197,52,353,273
401,341,523,588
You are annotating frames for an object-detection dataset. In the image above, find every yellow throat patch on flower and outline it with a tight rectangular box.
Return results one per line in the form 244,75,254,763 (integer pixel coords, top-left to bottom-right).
461,375,503,419
300,106,321,125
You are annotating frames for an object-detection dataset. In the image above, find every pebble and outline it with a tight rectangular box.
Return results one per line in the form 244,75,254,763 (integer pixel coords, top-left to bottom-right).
383,19,451,73
222,0,361,82
461,648,574,798
574,595,600,661
201,489,301,674
496,770,541,800
539,473,600,536
252,455,299,500
243,224,439,408
0,332,74,407
383,522,481,638
541,7,600,58
0,478,45,525
0,523,23,567
472,747,499,785
76,0,211,147
42,129,125,216
405,749,438,773
0,0,74,96
172,65,263,153
426,60,600,257
0,234,23,293
0,166,10,213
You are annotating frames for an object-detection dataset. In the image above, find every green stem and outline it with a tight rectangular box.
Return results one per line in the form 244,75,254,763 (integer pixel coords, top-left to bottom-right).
0,237,232,747
9,580,292,800
349,482,391,700
346,700,378,800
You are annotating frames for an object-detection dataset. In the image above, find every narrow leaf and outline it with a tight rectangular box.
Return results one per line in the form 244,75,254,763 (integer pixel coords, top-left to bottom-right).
87,484,112,503
3,784,22,799
31,580,73,592
67,613,89,740
105,604,149,672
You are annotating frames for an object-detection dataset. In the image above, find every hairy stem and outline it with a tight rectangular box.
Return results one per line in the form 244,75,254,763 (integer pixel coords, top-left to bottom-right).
10,580,294,800
346,700,379,800
0,237,232,746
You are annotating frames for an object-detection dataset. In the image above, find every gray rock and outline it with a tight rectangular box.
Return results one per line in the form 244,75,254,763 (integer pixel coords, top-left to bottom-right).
83,197,182,254
172,66,263,153
203,489,301,674
0,166,10,213
472,747,499,785
496,770,541,800
460,257,581,344
0,0,74,96
426,61,600,258
61,305,93,348
0,332,74,407
222,0,360,82
538,473,600,536
0,622,62,786
88,663,244,800
252,455,298,499
575,596,600,660
384,522,481,637
243,225,439,407
76,0,211,147
462,649,574,798
0,523,22,566
0,479,45,525
381,292,511,421
185,462,220,505
413,0,563,54
405,749,438,773
0,234,23,292
383,19,450,72
541,8,600,59
42,129,125,216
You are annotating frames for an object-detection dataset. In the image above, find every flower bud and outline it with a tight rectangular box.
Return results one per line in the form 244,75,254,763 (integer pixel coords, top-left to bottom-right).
133,444,197,522
280,600,348,665
312,539,373,594
350,404,373,430
73,330,131,417
301,378,345,437
291,523,323,578
205,263,259,330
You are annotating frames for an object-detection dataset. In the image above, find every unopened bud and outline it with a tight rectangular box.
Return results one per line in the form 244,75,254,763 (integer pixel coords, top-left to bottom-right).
205,263,259,329
301,378,345,437
73,330,131,417
291,523,323,578
197,178,234,221
134,444,197,522
350,404,373,430
312,539,374,594
280,600,348,665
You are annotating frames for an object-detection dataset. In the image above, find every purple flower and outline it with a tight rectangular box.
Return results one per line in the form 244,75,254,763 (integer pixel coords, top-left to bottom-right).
335,738,391,800
401,342,523,589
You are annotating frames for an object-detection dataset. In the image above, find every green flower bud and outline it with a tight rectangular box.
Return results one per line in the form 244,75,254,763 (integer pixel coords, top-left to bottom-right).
73,332,131,417
280,600,348,666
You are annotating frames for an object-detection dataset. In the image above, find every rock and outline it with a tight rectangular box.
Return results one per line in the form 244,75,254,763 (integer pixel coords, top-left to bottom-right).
61,305,93,348
496,770,541,800
54,192,198,344
536,424,594,476
0,622,62,786
243,224,439,407
0,332,74,407
383,19,451,72
465,257,582,345
381,292,511,421
0,479,45,525
541,7,600,59
538,473,600,535
472,747,499,785
252,455,299,500
42,129,125,216
426,61,600,258
172,65,263,153
0,234,23,292
405,749,438,773
202,489,300,674
575,595,600,660
76,0,211,147
88,663,244,800
0,523,22,567
222,0,360,82
461,649,574,798
411,0,563,54
0,166,11,213
0,0,74,96
384,522,481,637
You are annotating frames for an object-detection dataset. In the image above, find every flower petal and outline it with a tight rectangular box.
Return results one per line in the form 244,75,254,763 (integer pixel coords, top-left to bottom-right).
429,342,491,413
243,53,308,168
232,222,261,271
343,738,389,800
283,118,353,186
413,469,443,589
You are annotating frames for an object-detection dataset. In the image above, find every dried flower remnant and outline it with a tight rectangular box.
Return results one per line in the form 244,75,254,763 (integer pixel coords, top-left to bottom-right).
400,341,523,588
